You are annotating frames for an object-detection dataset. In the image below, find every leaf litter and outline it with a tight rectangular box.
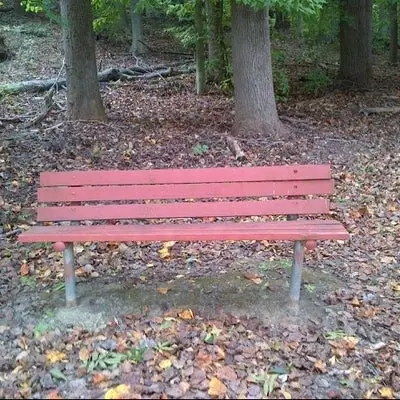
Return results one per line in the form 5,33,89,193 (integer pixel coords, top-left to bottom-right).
0,11,400,400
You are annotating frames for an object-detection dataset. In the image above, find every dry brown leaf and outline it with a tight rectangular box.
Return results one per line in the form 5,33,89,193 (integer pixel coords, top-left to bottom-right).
351,297,360,307
243,272,263,284
79,348,90,362
329,336,359,350
47,390,63,400
92,372,107,385
20,263,30,276
281,389,292,400
157,287,171,295
197,350,213,367
208,377,227,397
178,308,194,320
217,365,237,381
314,359,327,373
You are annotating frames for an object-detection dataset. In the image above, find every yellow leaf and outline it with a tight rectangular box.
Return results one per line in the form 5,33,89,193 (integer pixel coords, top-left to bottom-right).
157,287,171,295
281,389,292,399
351,297,360,307
46,351,67,364
379,387,394,399
159,359,172,369
208,377,227,398
79,348,90,361
104,384,131,400
391,282,400,292
178,308,194,320
159,241,176,259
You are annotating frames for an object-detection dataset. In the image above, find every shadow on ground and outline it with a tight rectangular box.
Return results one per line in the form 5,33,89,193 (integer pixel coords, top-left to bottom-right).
43,258,345,332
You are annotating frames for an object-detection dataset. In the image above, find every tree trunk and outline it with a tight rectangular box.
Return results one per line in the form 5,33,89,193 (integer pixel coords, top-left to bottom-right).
338,0,373,88
205,0,225,84
60,0,106,121
390,0,398,65
231,1,282,137
195,0,206,94
131,0,144,56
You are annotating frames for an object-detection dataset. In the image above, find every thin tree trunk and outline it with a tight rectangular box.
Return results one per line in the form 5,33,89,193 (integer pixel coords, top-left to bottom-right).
338,0,373,88
195,0,206,94
390,0,398,65
131,0,144,56
206,0,225,83
231,1,283,136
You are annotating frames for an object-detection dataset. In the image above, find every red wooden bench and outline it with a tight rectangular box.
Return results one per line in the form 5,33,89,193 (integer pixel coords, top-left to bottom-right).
18,165,349,307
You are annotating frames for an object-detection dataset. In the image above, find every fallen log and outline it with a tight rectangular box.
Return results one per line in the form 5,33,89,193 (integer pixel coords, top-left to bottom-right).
0,65,194,94
360,106,400,116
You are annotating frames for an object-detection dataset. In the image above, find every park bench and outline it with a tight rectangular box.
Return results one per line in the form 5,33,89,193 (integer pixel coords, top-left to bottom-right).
18,165,349,307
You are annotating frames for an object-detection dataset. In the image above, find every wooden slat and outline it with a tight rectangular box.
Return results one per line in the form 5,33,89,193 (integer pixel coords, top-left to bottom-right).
40,165,331,187
38,180,334,203
37,199,330,222
18,221,350,243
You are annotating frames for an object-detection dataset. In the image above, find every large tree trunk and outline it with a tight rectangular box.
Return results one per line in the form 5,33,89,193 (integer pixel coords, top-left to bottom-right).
131,0,144,56
60,0,106,121
231,1,282,137
338,0,373,88
390,0,398,65
205,0,225,84
194,0,206,94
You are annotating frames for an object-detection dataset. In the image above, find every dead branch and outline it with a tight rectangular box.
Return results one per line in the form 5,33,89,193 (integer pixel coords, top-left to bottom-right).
360,106,400,116
0,228,22,239
225,134,246,161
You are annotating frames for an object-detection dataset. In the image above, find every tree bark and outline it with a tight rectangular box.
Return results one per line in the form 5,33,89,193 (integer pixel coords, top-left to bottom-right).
60,0,106,121
390,0,398,65
338,0,373,88
231,1,282,137
195,0,207,94
205,0,225,83
131,0,145,56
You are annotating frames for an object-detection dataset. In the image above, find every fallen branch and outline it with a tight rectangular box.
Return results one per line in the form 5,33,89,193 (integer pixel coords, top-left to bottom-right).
0,228,22,238
0,64,195,94
226,134,246,161
360,106,400,116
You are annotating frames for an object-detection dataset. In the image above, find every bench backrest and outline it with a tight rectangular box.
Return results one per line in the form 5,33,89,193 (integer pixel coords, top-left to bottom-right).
37,165,334,222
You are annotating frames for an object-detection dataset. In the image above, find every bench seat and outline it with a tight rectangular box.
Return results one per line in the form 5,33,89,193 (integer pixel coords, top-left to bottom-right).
19,220,349,243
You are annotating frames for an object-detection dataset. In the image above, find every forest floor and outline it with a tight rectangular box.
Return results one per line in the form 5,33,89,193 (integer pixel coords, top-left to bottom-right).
1,9,400,400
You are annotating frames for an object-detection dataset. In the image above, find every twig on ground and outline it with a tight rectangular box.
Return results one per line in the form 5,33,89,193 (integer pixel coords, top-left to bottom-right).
0,228,22,238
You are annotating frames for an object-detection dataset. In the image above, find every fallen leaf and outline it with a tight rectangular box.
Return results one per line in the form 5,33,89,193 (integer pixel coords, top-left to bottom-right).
46,350,67,364
329,336,359,350
157,287,171,295
208,377,227,397
104,384,131,400
390,282,400,291
244,272,262,284
351,297,360,307
178,308,194,320
159,359,172,369
281,389,292,399
79,348,90,361
92,372,107,385
49,368,67,381
159,241,176,259
20,263,30,276
217,365,237,381
47,390,63,400
314,359,327,373
379,387,394,399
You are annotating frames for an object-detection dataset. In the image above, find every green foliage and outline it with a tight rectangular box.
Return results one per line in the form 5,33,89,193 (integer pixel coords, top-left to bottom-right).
34,321,50,338
192,143,209,155
20,276,36,288
271,49,289,102
304,69,331,95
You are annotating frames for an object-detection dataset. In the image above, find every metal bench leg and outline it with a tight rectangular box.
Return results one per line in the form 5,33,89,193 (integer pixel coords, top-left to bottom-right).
289,240,305,304
63,242,77,307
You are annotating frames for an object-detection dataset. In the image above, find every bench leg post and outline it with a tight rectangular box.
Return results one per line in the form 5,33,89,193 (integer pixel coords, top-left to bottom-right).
63,242,77,307
289,240,305,304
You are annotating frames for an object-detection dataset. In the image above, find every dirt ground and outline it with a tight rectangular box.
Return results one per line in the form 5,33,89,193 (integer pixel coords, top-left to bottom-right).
1,9,400,400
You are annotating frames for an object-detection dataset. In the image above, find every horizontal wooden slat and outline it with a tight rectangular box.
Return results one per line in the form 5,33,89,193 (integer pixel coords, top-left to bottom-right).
18,221,349,243
40,165,331,187
38,180,334,202
37,199,330,221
